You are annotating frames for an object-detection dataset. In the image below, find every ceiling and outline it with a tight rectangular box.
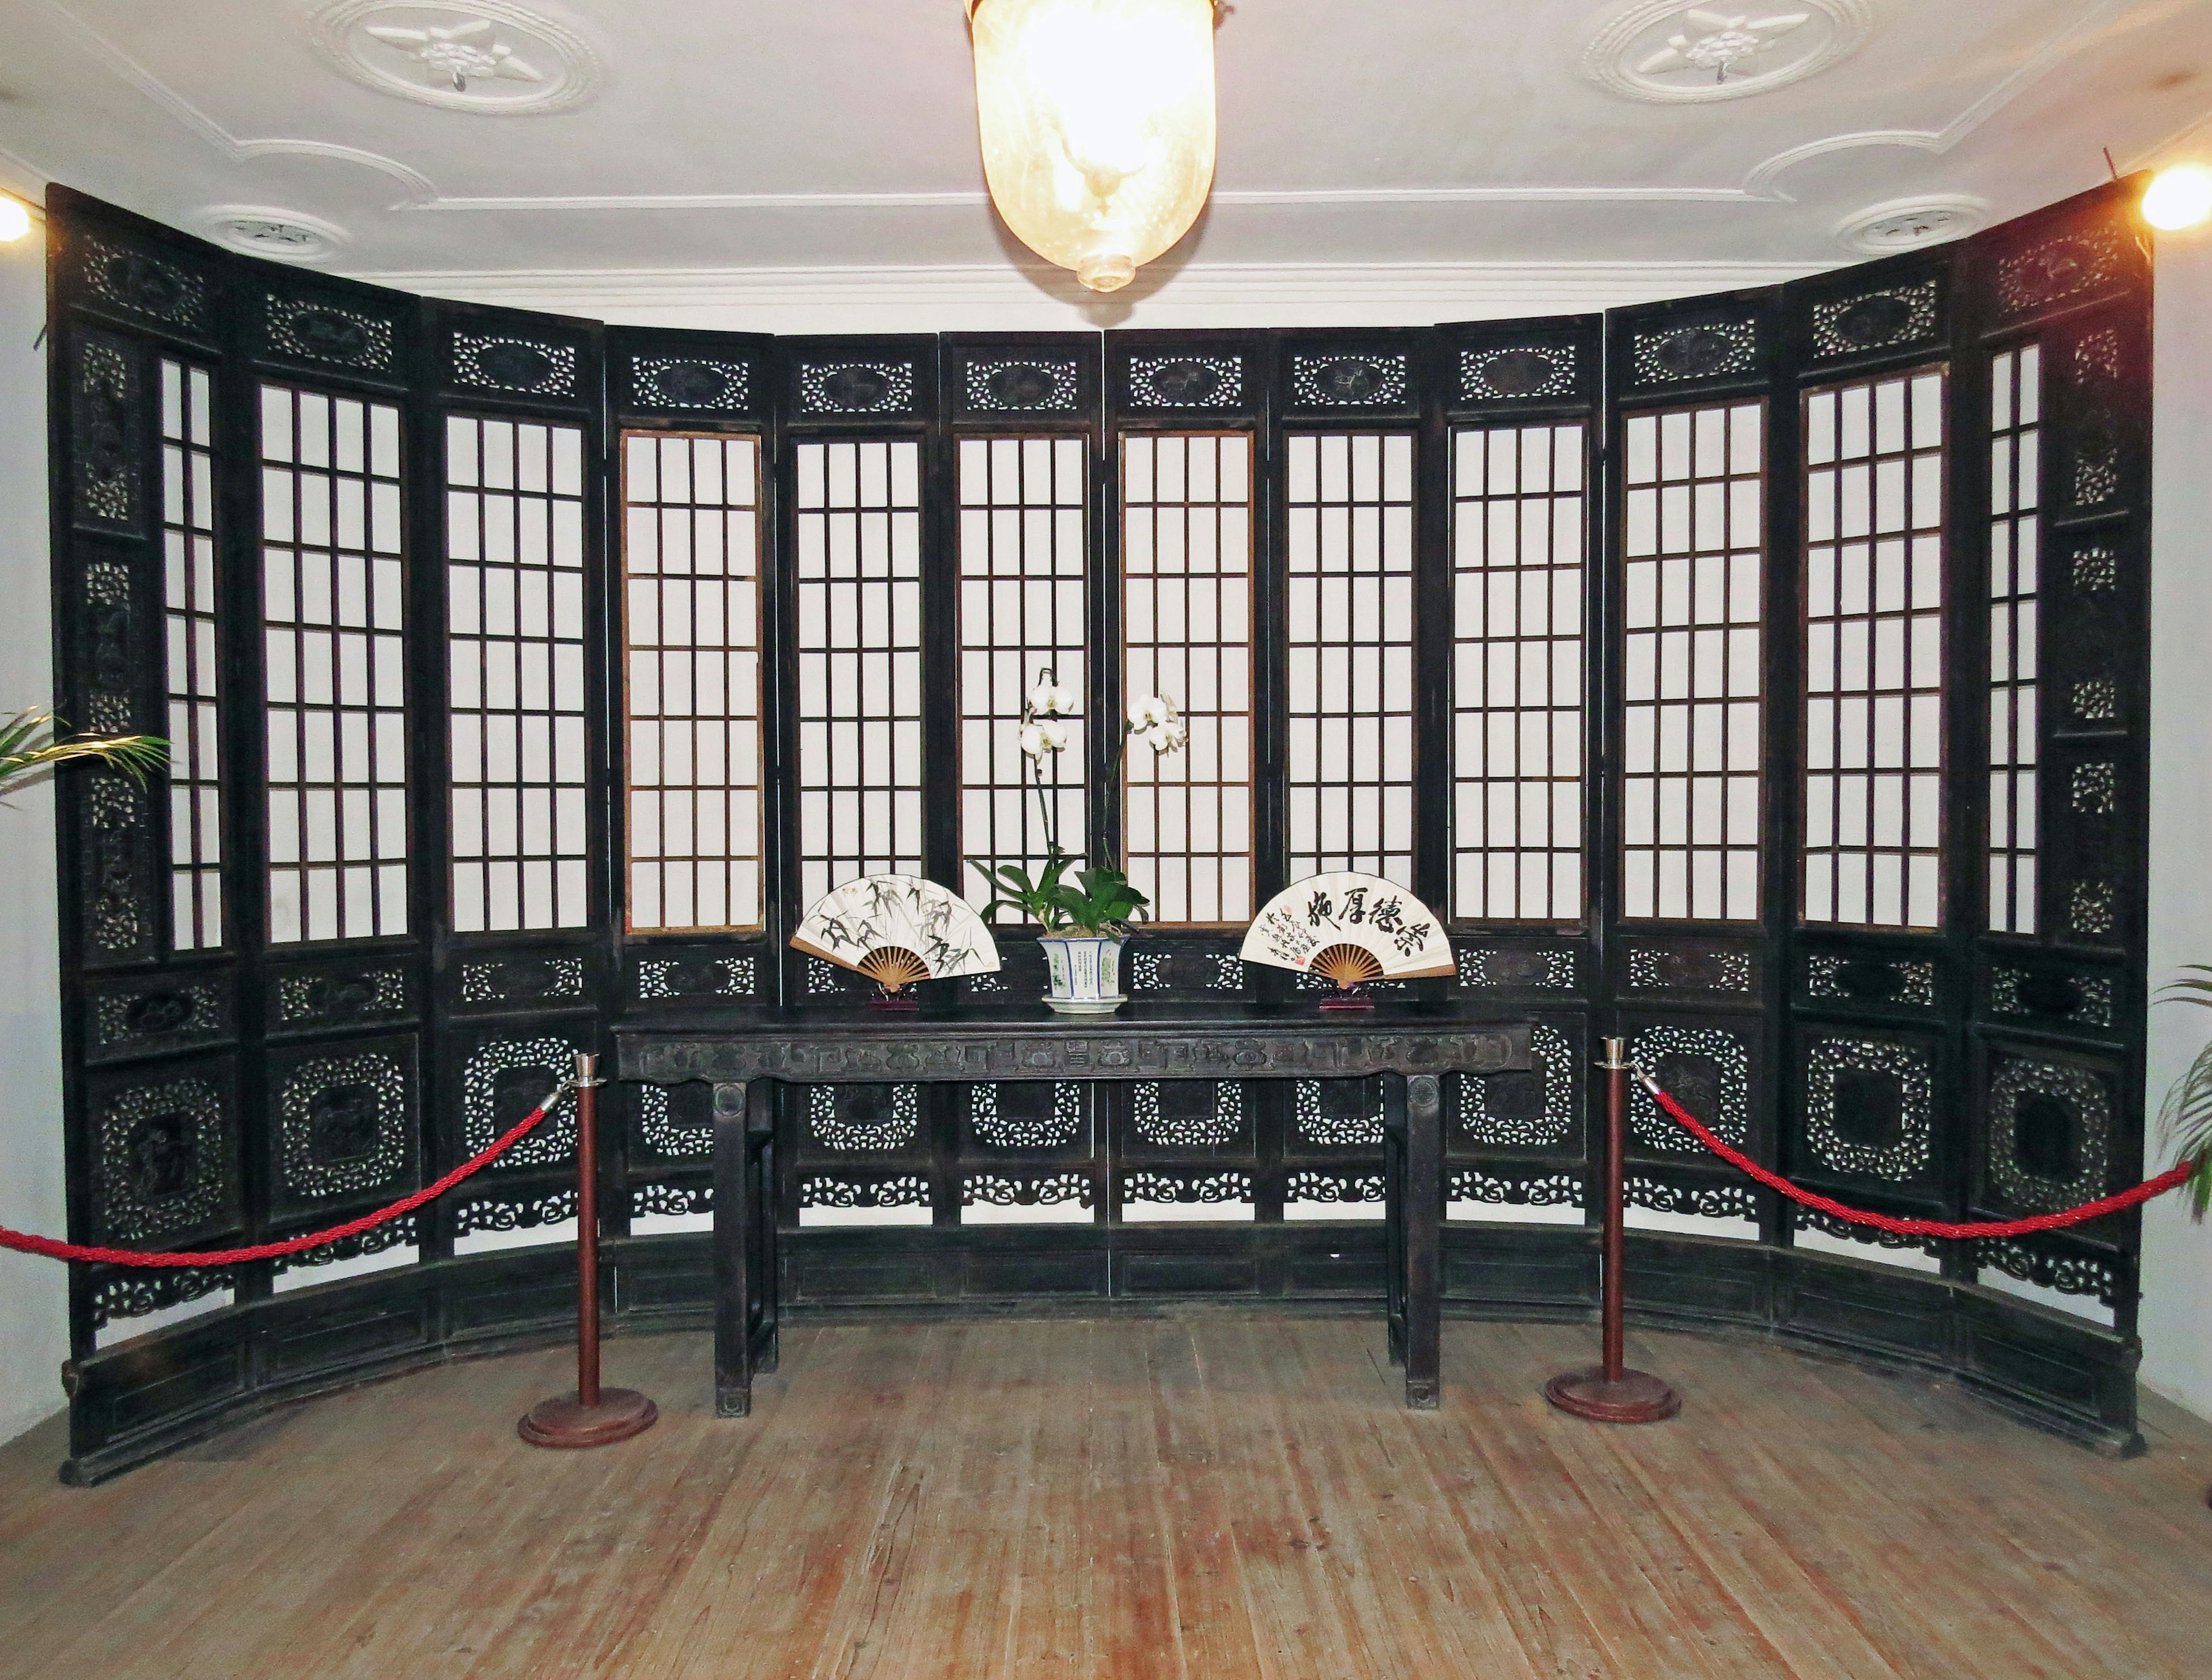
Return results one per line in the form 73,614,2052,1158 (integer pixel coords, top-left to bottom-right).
3,0,2211,301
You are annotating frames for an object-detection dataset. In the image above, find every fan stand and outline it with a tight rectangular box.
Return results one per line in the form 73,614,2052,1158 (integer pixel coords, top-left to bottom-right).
1318,985,1374,1012
867,987,920,1012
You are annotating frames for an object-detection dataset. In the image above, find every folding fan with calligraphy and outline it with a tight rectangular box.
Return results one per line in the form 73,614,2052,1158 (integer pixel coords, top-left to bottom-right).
793,875,1001,1008
1239,873,1453,1009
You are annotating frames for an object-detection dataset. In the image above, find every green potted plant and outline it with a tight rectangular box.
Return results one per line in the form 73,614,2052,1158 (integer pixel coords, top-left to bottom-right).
2155,964,2212,1220
0,708,166,798
968,671,1185,1015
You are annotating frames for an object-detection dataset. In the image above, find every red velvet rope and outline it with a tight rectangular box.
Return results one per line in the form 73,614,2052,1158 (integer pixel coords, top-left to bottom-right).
1637,1069,2194,1239
0,1085,567,1270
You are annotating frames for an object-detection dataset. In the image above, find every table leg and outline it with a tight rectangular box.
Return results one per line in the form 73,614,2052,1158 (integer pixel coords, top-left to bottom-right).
1404,1072,1444,1410
751,1081,779,1374
1382,1073,1407,1368
713,1081,753,1418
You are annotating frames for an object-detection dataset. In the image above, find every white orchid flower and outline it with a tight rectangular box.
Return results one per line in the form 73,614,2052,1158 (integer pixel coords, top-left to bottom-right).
1018,723,1052,761
1128,694,1178,731
1149,717,1189,755
1027,678,1077,717
1036,718,1072,754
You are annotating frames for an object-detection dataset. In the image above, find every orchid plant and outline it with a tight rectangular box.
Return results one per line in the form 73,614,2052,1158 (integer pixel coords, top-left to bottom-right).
968,668,1185,938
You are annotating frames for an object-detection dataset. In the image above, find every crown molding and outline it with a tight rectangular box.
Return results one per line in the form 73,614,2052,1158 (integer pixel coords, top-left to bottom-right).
45,1,437,204
342,259,1827,332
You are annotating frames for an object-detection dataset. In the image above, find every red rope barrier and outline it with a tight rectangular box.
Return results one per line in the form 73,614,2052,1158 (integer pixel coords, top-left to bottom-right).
0,1084,569,1269
1637,1069,2194,1239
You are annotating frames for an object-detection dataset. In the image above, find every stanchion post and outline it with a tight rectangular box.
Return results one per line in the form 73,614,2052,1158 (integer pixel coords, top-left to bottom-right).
520,1053,659,1448
1543,1036,1681,1424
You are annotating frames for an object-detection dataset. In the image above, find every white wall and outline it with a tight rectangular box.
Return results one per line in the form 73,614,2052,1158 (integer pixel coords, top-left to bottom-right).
0,219,67,1447
2139,228,2212,1425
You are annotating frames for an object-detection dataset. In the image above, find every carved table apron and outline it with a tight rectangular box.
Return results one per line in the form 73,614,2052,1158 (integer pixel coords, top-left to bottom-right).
615,1008,1532,1417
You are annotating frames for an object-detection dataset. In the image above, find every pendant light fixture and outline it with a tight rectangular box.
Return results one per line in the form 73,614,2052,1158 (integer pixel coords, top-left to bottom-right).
966,0,1219,294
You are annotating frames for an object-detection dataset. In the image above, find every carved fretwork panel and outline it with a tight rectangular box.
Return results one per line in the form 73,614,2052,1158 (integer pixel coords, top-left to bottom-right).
1973,1046,2122,1224
801,1083,927,1159
1111,334,1259,419
628,945,764,1007
84,1058,240,1248
448,949,596,1016
610,327,771,424
450,1027,586,1178
251,274,414,387
964,1081,1090,1156
1622,1013,1764,1168
84,972,237,1065
1123,940,1248,997
265,958,419,1038
1785,1028,1944,1197
631,1078,715,1164
267,1035,418,1214
1444,317,1600,415
944,332,1099,421
1276,331,1421,418
1795,944,1940,1016
1452,1018,1583,1157
1620,938,1760,1001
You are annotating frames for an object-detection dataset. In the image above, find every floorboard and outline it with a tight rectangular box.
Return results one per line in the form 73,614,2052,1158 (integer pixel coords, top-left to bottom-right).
2,1316,2209,1680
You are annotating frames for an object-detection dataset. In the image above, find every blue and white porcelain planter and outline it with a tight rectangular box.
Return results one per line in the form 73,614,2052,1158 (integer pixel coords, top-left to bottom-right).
1037,936,1126,1015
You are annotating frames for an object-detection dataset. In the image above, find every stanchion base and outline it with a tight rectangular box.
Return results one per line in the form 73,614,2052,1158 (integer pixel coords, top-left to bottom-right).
518,1387,658,1449
1543,1367,1681,1424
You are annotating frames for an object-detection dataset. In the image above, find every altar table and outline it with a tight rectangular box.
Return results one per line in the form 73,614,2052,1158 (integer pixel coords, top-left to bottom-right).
616,1004,1533,1417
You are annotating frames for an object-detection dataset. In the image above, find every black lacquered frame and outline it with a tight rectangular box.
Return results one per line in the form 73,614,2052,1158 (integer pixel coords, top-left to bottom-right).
43,179,2156,1481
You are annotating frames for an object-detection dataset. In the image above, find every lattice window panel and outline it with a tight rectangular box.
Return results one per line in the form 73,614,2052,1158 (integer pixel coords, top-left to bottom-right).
620,432,764,932
794,439,924,910
262,384,408,943
1121,433,1254,925
1450,423,1587,920
1286,433,1415,886
1622,402,1765,922
161,359,222,949
958,437,1087,906
446,417,589,933
1989,345,2042,934
1802,369,1946,929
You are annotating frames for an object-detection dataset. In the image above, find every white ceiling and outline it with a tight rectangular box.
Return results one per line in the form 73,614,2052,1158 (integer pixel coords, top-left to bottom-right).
3,1,2211,309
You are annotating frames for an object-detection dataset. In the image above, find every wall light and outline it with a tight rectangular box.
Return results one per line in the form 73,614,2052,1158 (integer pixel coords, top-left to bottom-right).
0,196,31,243
967,0,1218,293
2142,164,2212,231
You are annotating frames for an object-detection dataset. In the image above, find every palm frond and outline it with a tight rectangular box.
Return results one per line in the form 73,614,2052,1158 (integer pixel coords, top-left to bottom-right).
0,709,169,797
2157,1031,2212,1220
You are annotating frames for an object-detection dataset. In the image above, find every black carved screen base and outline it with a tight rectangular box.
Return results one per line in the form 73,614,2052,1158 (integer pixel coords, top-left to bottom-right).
57,1221,2141,1485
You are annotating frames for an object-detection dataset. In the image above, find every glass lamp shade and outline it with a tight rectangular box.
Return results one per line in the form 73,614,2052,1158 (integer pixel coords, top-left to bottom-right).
967,0,1217,293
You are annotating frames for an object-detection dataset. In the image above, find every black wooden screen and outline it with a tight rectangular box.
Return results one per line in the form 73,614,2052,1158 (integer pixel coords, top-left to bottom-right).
42,177,2157,1476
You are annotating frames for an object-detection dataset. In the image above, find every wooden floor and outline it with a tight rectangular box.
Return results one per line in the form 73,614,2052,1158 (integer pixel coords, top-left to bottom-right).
3,1316,2210,1679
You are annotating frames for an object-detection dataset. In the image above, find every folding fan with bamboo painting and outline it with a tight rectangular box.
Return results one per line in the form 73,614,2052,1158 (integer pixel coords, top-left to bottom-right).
792,875,1001,1007
1240,873,1453,1009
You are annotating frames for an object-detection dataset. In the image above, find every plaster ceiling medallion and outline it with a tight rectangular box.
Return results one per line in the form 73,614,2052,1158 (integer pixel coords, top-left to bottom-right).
1834,195,1991,256
1584,0,1874,104
196,206,351,263
309,1,598,115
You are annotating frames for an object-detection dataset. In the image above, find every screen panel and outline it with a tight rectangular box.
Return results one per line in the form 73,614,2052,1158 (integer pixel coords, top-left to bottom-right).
1802,368,1946,929
445,415,590,934
957,436,1088,905
161,358,222,950
1286,432,1415,887
1621,402,1765,923
793,438,925,911
261,383,408,944
620,432,765,933
1450,422,1587,922
1120,432,1253,926
1988,343,2042,935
